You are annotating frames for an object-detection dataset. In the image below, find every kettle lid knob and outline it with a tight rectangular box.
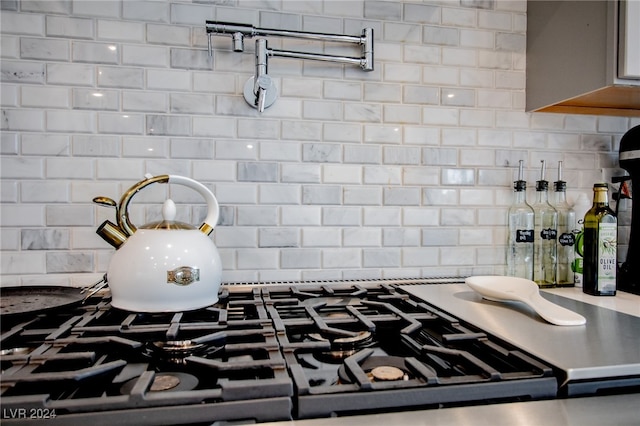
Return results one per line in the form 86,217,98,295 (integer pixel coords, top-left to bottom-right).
162,199,177,222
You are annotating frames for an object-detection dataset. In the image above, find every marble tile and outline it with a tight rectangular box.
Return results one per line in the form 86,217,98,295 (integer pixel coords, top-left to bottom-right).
302,185,341,205
123,0,170,22
72,88,118,111
22,229,69,250
281,206,321,225
47,63,94,86
343,186,382,206
1,252,45,275
363,248,400,267
1,110,39,132
146,115,190,136
259,227,299,248
363,206,401,226
322,248,362,268
21,37,69,61
344,145,380,164
238,162,278,182
0,11,43,35
421,228,458,246
302,227,340,247
322,206,361,226
281,248,321,269
401,248,439,266
383,228,420,247
98,66,144,88
281,164,321,183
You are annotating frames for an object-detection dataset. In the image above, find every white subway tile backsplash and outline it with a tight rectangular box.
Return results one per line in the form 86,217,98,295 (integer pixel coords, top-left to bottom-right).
322,164,362,184
46,16,94,39
364,124,403,143
282,120,322,141
1,11,44,36
46,205,94,226
258,227,298,248
72,135,120,157
1,252,46,274
2,110,44,131
440,246,475,265
216,227,258,248
423,26,459,46
403,207,440,226
363,248,400,267
98,66,144,88
302,227,340,247
384,146,421,165
343,227,381,246
443,6,476,27
322,248,362,268
281,206,321,225
46,157,94,179
1,36,19,59
1,0,630,283
20,133,70,156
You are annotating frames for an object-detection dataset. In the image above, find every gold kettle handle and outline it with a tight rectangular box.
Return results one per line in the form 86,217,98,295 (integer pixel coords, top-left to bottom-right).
117,175,170,236
117,174,220,237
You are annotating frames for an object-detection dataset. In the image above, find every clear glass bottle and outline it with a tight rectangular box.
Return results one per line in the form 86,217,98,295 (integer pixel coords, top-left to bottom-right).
507,161,534,280
552,162,576,287
583,183,617,296
532,161,558,287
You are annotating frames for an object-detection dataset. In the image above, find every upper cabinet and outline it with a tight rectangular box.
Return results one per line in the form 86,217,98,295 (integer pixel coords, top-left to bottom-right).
526,0,640,117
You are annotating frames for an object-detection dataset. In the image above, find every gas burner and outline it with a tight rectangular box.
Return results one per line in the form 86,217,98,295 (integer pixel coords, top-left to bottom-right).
338,355,411,384
144,340,209,364
153,340,205,354
308,331,374,361
120,372,199,394
0,347,31,356
301,297,361,307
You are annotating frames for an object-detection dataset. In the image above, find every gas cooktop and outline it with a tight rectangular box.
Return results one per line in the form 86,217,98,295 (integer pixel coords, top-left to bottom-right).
0,279,562,425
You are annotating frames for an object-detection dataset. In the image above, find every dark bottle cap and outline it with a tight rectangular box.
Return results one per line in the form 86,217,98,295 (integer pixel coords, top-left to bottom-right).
536,180,548,191
513,180,526,191
593,183,608,189
554,180,566,192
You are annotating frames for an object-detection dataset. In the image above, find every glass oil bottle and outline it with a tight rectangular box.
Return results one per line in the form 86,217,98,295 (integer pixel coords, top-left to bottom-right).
583,183,617,296
532,160,558,287
552,161,576,287
507,160,534,280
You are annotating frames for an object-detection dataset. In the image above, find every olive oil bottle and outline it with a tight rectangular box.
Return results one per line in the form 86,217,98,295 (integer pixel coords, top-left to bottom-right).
583,183,617,296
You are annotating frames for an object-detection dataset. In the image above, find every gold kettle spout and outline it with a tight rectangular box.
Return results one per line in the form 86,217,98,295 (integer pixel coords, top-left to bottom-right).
96,220,128,249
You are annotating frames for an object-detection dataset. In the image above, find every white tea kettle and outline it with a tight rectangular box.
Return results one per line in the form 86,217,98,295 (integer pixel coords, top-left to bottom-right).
94,174,222,312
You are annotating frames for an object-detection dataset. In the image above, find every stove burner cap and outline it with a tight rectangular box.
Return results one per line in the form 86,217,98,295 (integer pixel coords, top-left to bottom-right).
120,372,199,394
370,365,406,381
308,330,372,347
0,347,31,356
338,356,411,384
150,374,182,391
153,340,204,353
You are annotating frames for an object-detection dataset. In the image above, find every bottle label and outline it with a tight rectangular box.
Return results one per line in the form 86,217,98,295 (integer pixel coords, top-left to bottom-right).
558,232,576,246
597,223,617,292
516,229,534,243
540,228,557,240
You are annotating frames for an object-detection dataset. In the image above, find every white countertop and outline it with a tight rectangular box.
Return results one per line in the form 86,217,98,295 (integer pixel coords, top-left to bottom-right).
543,287,640,317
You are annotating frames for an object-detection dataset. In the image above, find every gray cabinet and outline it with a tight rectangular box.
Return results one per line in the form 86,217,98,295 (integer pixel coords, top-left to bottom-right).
526,0,640,116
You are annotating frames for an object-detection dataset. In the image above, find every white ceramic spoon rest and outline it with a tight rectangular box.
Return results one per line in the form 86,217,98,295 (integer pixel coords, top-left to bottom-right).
466,276,586,326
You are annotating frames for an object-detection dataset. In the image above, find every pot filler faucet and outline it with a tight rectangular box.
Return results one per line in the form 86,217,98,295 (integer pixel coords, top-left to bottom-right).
205,21,374,112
